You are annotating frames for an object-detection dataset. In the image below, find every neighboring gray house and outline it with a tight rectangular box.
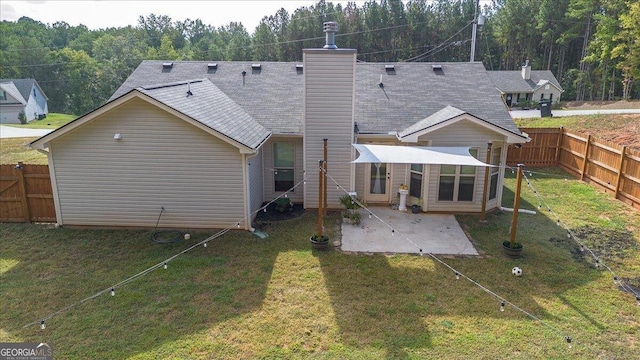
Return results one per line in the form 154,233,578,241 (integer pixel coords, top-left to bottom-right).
29,24,528,230
488,61,563,107
0,79,49,123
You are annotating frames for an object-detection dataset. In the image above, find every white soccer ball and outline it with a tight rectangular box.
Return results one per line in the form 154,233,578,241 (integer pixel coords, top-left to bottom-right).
512,267,523,276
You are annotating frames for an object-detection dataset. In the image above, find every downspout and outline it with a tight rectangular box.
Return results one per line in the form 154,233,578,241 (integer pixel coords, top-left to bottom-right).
242,152,257,232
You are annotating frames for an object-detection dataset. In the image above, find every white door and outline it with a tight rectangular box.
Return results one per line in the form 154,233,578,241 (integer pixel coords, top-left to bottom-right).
364,163,390,203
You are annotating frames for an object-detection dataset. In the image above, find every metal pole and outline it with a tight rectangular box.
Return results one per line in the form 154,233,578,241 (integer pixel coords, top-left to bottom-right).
470,0,479,62
323,139,328,216
317,160,324,237
509,164,524,245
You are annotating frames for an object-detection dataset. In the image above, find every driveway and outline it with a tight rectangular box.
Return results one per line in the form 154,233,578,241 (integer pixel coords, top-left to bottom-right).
0,125,54,138
510,108,640,119
340,208,478,255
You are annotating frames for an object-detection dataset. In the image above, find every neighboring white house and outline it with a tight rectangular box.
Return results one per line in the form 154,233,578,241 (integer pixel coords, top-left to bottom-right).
29,23,528,230
0,79,49,123
488,61,563,107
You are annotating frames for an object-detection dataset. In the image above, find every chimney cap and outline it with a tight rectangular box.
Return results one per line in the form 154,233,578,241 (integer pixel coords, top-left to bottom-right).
323,21,338,33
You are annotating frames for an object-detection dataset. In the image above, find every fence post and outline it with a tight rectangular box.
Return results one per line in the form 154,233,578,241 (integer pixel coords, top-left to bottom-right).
554,127,564,165
614,145,626,199
580,134,591,181
16,162,31,222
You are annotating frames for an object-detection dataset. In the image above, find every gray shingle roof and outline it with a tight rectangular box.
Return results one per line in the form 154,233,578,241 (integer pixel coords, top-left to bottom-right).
0,81,27,104
136,79,270,150
0,78,48,100
112,60,521,137
397,105,467,138
488,70,563,93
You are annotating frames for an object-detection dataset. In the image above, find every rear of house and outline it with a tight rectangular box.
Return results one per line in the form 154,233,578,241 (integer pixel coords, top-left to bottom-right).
0,79,48,123
29,23,527,229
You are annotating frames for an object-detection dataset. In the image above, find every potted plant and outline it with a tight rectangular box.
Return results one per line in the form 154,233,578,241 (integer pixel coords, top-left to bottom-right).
411,198,422,214
339,194,364,225
502,240,523,259
310,234,329,250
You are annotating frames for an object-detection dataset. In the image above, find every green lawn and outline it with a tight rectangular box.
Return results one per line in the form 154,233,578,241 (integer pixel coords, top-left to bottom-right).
5,113,76,129
0,137,46,165
1,168,638,359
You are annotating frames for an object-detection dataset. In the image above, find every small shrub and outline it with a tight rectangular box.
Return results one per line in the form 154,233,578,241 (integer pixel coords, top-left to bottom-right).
18,111,27,124
274,197,292,213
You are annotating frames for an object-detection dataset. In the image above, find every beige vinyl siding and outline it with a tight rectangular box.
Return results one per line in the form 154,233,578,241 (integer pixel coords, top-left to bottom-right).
50,98,245,228
262,137,304,204
419,119,507,212
303,50,356,209
248,147,264,218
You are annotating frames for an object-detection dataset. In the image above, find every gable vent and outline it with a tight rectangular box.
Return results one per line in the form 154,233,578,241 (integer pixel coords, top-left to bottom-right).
251,63,261,70
296,64,303,71
207,63,218,69
385,64,395,71
431,64,442,70
162,62,174,69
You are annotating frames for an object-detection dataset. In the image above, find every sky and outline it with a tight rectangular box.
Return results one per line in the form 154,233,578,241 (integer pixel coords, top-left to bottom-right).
0,0,364,33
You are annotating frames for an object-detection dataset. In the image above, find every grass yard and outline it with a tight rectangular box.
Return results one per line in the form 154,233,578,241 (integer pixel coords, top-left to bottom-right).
0,137,46,165
5,113,76,129
1,168,639,359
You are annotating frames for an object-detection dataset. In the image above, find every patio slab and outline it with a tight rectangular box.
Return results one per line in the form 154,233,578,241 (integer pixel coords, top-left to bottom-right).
340,208,478,255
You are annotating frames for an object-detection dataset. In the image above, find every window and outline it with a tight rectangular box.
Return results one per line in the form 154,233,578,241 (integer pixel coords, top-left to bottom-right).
273,142,294,192
550,93,553,102
540,93,544,100
489,147,501,200
0,90,6,100
438,148,478,202
545,84,550,90
409,164,423,198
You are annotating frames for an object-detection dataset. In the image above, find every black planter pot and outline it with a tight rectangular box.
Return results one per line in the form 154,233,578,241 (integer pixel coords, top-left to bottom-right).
502,242,523,259
411,204,421,214
310,236,329,250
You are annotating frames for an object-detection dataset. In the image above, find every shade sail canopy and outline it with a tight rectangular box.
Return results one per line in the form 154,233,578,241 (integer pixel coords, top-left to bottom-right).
352,144,493,167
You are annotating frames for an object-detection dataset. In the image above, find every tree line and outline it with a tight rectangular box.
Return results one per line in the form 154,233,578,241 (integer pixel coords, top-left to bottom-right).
1,0,638,116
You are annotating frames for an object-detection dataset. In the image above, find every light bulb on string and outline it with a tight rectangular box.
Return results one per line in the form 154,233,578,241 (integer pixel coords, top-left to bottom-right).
284,193,288,198
455,272,460,280
237,223,240,228
369,212,372,219
164,262,168,270
636,295,640,306
594,259,599,268
263,208,267,213
567,231,571,238
500,301,505,312
274,170,278,175
580,244,585,252
40,319,46,330
111,288,115,296
613,276,619,285
565,336,572,349
203,242,207,248
391,229,395,236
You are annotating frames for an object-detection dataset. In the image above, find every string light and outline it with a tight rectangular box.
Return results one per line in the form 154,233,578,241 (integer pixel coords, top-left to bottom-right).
455,272,460,280
391,229,395,236
613,276,619,285
203,242,207,248
40,320,45,330
500,301,505,312
163,262,168,270
110,288,115,296
264,208,267,212
636,295,640,306
369,212,372,219
237,223,240,228
284,193,288,198
565,336,572,349
594,259,599,268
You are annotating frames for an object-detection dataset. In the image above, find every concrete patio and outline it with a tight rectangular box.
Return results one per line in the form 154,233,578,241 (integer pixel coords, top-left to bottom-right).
340,207,479,256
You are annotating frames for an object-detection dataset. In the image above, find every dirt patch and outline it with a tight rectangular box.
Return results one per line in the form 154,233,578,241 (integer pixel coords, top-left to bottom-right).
562,113,640,150
549,225,640,293
564,100,640,109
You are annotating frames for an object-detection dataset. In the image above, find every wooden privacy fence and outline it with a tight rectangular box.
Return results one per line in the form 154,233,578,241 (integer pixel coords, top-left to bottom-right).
0,162,56,222
508,128,640,210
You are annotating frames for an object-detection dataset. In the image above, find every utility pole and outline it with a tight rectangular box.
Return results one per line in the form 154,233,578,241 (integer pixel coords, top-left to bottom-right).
470,0,484,62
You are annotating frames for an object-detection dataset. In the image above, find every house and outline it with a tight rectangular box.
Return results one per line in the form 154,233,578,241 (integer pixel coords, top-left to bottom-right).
0,79,49,124
28,23,528,230
488,61,563,107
